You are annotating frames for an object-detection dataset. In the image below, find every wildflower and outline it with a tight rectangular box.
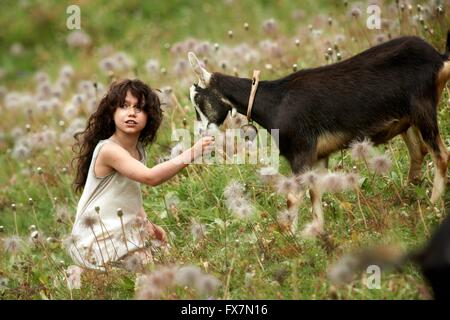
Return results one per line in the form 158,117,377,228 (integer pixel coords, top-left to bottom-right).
194,41,211,56
262,18,278,35
277,209,298,233
36,82,52,99
244,271,255,287
46,237,58,246
350,139,374,161
299,170,320,188
55,205,70,223
80,214,99,229
145,59,160,75
59,65,74,79
175,265,203,288
173,59,189,77
244,22,249,30
291,9,306,21
275,175,302,195
0,277,8,290
10,42,24,56
223,180,245,199
369,155,392,175
190,220,206,241
220,60,227,70
227,30,233,38
344,172,360,190
321,173,348,193
233,203,254,219
373,34,387,44
327,254,359,285
164,192,180,216
135,266,177,299
135,284,162,300
29,230,43,245
11,143,31,160
66,30,91,48
327,47,333,56
3,236,22,255
349,6,362,18
66,265,83,290
99,57,116,73
328,17,333,26
301,219,324,239
62,234,79,248
170,143,185,159
194,274,221,296
124,254,143,272
258,166,280,185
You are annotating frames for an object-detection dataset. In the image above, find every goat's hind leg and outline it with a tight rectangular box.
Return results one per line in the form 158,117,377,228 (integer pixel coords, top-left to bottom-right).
401,126,428,184
414,104,449,203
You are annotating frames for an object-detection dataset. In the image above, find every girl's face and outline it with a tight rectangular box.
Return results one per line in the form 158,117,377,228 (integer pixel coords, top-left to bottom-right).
113,90,148,136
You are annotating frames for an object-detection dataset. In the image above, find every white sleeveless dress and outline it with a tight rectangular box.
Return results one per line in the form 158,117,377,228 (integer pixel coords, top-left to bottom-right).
68,139,148,270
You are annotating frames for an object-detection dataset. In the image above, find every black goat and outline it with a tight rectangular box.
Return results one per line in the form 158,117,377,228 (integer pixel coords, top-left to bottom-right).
188,32,450,207
329,196,450,300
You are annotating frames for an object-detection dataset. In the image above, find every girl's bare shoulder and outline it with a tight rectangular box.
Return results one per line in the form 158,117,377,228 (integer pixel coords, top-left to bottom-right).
94,142,127,177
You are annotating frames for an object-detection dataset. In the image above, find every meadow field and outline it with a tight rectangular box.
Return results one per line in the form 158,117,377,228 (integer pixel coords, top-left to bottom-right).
0,0,449,299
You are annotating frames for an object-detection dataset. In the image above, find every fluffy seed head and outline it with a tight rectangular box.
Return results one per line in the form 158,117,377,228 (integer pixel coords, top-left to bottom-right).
3,236,22,255
350,139,374,161
124,254,143,273
369,155,392,175
275,175,302,195
223,180,245,199
81,214,99,229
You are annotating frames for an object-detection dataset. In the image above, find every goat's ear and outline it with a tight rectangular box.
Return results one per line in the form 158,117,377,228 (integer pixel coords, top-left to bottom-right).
188,52,211,87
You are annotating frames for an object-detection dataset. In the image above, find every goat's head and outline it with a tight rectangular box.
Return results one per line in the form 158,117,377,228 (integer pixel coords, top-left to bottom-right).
188,52,233,129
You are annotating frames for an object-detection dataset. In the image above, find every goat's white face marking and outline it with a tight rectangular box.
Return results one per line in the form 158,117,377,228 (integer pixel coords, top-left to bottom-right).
190,84,209,130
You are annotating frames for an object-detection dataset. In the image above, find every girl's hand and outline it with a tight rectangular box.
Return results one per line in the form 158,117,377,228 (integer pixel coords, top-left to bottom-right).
147,222,167,243
192,136,215,160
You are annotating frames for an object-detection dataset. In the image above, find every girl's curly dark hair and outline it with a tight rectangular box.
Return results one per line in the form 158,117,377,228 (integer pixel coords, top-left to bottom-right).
72,79,162,194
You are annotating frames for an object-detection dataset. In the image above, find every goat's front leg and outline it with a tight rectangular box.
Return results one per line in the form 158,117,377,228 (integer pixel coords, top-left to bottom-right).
288,149,325,236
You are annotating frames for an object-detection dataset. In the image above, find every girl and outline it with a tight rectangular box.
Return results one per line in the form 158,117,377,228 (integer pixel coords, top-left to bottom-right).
69,79,214,270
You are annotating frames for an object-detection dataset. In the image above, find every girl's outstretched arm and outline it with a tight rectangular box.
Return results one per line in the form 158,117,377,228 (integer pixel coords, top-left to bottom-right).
99,136,214,186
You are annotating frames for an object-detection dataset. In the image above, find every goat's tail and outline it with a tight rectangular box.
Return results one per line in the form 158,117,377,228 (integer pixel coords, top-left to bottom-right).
328,245,410,286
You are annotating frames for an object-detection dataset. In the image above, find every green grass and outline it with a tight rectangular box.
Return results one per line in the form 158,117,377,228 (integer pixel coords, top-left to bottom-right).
0,0,449,300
